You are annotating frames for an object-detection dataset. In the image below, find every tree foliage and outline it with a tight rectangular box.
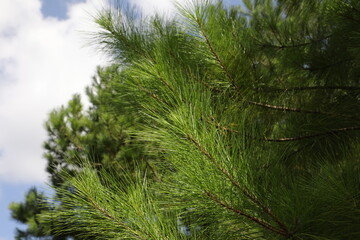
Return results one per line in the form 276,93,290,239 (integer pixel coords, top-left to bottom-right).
9,66,156,239
14,0,360,239
9,188,52,240
44,66,153,188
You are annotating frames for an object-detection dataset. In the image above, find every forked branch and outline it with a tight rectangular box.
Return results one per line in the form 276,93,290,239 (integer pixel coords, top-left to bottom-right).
187,134,289,234
204,191,291,237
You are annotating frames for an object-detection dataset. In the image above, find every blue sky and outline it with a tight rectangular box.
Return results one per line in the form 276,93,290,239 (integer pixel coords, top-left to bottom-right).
42,0,85,20
0,0,240,239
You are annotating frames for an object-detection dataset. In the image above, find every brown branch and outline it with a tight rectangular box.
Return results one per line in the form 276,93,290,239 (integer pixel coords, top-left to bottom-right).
262,42,311,49
138,86,163,103
247,100,359,120
265,126,360,142
207,107,360,142
302,58,353,72
195,18,239,91
186,134,241,188
187,134,289,234
207,117,239,134
204,191,290,237
208,117,360,144
248,100,326,114
258,86,360,92
155,68,175,92
261,35,332,50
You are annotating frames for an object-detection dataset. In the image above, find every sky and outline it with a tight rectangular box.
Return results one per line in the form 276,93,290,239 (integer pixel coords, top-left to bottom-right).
0,0,239,239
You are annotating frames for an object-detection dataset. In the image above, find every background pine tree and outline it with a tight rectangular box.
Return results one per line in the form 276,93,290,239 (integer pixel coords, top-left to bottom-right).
9,66,156,239
9,188,53,240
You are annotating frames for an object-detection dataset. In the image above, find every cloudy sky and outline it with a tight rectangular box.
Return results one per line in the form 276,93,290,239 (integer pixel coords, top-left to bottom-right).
0,0,238,239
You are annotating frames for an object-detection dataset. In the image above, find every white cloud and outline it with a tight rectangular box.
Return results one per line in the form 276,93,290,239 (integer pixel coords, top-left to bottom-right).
0,0,107,183
0,0,198,185
0,0,185,184
129,0,176,16
128,0,201,18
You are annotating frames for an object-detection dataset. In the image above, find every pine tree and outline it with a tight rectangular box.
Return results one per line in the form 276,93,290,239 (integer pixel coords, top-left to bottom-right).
9,188,52,240
43,65,158,188
42,0,360,239
9,66,156,239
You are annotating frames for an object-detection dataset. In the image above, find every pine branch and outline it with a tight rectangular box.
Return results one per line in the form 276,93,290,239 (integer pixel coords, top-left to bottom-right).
207,116,239,134
204,191,290,237
339,12,360,24
194,17,239,91
145,159,161,182
98,13,176,95
138,86,163,103
262,42,312,49
157,72,174,92
186,134,241,189
257,86,360,92
231,31,260,82
265,126,360,142
301,58,353,72
267,20,283,47
87,196,148,240
261,35,332,49
186,68,222,94
207,117,360,143
98,27,145,60
187,134,289,234
247,100,359,120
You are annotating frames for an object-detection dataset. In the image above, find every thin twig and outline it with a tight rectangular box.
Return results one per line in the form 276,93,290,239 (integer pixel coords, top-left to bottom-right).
258,86,360,92
88,197,148,240
207,117,239,134
208,117,360,143
138,86,163,103
186,134,241,188
204,191,290,237
195,18,239,91
265,126,360,142
247,100,359,120
302,58,353,72
261,35,332,49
